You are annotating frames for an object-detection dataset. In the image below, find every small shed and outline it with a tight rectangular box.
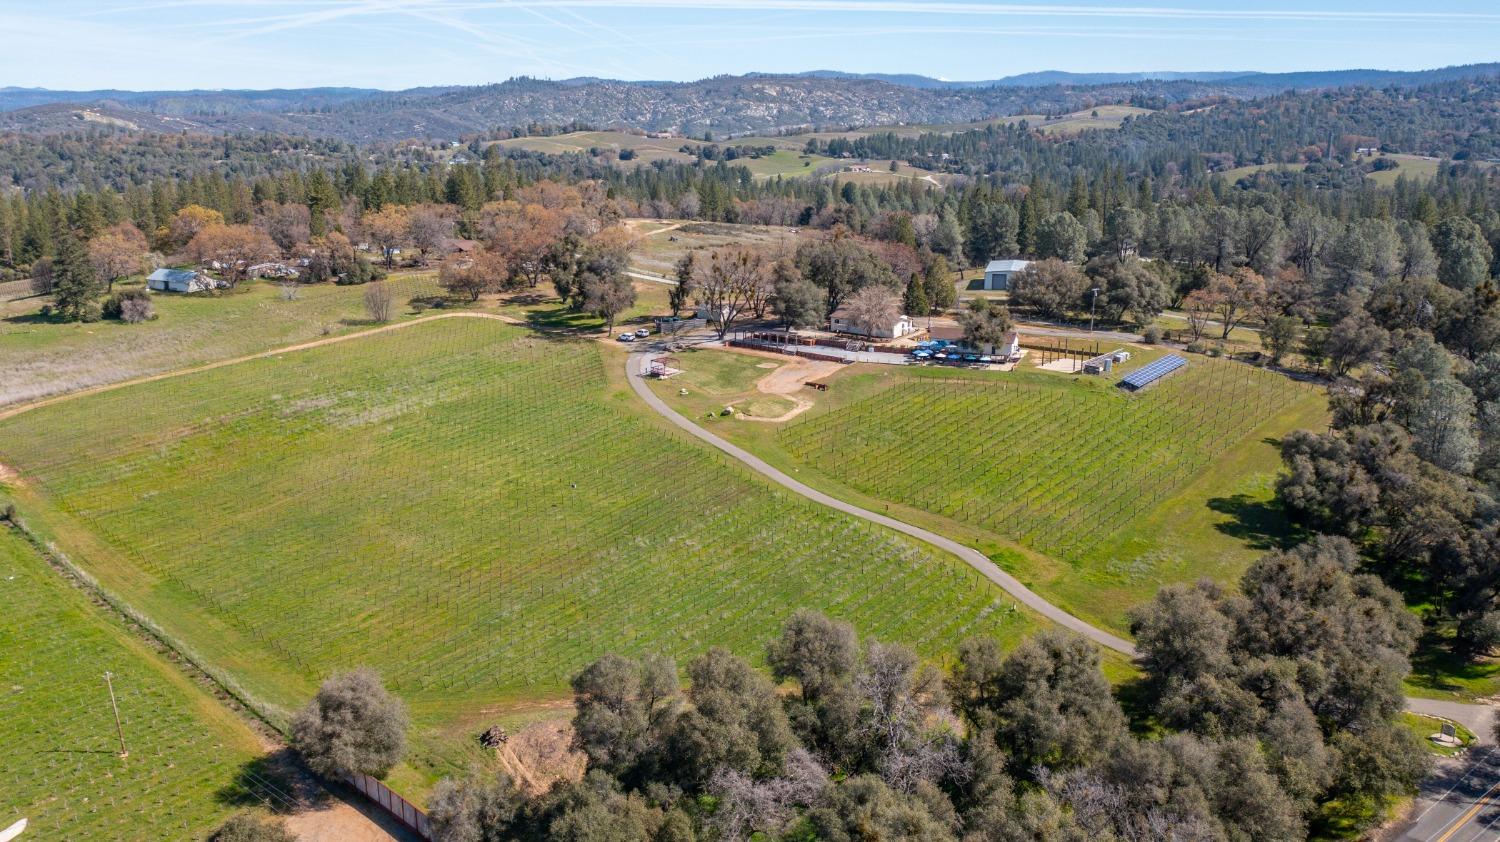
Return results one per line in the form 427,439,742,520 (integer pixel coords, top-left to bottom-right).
982,259,1031,291
146,268,212,293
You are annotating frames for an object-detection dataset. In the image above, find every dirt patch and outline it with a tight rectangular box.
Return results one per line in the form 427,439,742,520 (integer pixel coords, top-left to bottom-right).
726,354,841,422
1038,358,1083,374
0,462,23,488
758,358,841,396
492,718,586,797
285,798,419,842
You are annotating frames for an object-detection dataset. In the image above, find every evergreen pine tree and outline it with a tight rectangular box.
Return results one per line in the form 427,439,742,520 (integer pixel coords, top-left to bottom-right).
53,228,101,321
903,276,929,318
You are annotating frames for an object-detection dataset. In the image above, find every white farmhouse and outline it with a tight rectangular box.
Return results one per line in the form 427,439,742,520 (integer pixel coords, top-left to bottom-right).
829,307,916,339
982,259,1030,291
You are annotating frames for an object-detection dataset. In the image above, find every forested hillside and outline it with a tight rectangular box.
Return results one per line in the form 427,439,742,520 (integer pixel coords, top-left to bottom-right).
3,64,1498,142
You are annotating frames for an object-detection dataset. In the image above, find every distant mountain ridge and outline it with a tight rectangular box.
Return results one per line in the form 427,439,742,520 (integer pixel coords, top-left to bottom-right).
3,63,1498,142
781,64,1500,89
779,70,1255,88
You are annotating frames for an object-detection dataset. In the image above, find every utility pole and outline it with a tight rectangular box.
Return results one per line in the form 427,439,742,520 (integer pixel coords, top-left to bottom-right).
1089,287,1101,333
103,671,128,758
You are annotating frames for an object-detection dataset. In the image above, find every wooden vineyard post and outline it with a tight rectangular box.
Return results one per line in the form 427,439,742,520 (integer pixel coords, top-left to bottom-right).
103,671,128,758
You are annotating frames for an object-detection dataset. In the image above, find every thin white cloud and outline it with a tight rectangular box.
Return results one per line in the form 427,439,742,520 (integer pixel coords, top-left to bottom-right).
345,0,1500,23
78,0,1500,23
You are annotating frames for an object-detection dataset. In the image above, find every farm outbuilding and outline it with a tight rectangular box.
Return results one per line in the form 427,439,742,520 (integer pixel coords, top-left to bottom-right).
829,307,916,339
982,259,1030,291
146,268,214,293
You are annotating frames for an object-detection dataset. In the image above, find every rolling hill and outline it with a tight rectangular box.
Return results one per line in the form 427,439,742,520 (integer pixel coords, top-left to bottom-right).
3,63,1498,142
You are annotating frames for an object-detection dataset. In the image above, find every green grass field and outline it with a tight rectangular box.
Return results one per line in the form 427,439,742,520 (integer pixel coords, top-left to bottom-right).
486,108,1152,185
1359,153,1497,187
1215,154,1492,187
628,221,804,278
496,280,671,334
1400,713,1476,758
0,525,266,840
0,317,1044,788
491,132,837,179
762,356,1326,630
1,273,444,408
491,131,699,166
1215,161,1309,182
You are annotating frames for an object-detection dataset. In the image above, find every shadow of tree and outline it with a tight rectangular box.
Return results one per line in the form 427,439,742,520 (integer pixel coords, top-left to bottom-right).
216,747,330,815
3,311,59,326
1407,628,1500,697
1207,493,1300,550
1113,675,1164,738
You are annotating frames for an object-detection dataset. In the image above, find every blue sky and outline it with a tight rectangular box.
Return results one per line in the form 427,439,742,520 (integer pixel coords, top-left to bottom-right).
5,0,1499,90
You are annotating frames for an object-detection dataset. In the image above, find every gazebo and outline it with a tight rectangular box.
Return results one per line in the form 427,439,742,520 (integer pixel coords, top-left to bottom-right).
649,355,681,378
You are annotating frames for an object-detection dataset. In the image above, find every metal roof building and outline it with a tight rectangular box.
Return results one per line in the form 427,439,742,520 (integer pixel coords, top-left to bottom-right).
146,268,213,293
982,259,1030,291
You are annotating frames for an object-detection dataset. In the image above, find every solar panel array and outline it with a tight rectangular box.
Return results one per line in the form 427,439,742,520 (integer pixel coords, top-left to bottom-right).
1119,354,1187,390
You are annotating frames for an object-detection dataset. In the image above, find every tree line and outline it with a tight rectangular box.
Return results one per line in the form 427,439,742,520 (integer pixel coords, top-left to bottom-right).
228,539,1425,841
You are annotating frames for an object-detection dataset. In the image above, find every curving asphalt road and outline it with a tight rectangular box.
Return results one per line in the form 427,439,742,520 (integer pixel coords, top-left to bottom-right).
627,347,1139,656
628,348,1500,756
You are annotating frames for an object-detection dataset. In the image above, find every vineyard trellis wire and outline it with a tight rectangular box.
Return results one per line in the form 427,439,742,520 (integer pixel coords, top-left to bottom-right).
0,528,270,840
777,360,1317,563
0,317,1040,776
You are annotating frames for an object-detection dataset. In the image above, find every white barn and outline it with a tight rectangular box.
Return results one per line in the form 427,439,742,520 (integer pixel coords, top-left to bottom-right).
982,259,1030,291
829,307,916,339
146,268,213,293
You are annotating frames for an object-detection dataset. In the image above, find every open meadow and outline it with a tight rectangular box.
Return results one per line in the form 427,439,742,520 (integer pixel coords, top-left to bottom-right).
627,221,805,278
0,273,444,408
0,525,267,840
486,106,1152,186
0,316,1046,791
491,131,839,178
681,350,1327,633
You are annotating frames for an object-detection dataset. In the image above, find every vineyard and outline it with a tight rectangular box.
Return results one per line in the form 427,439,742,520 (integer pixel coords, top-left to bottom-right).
0,527,265,840
0,317,1038,776
777,360,1319,566
2,272,445,408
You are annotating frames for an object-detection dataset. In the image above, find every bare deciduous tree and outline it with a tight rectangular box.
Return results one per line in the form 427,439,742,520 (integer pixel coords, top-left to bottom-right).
363,281,394,323
583,273,637,337
1212,268,1266,339
362,205,412,267
186,224,277,288
839,285,901,337
1182,287,1221,344
695,246,771,339
29,257,54,296
439,250,508,302
87,224,149,293
707,749,828,842
407,204,455,265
